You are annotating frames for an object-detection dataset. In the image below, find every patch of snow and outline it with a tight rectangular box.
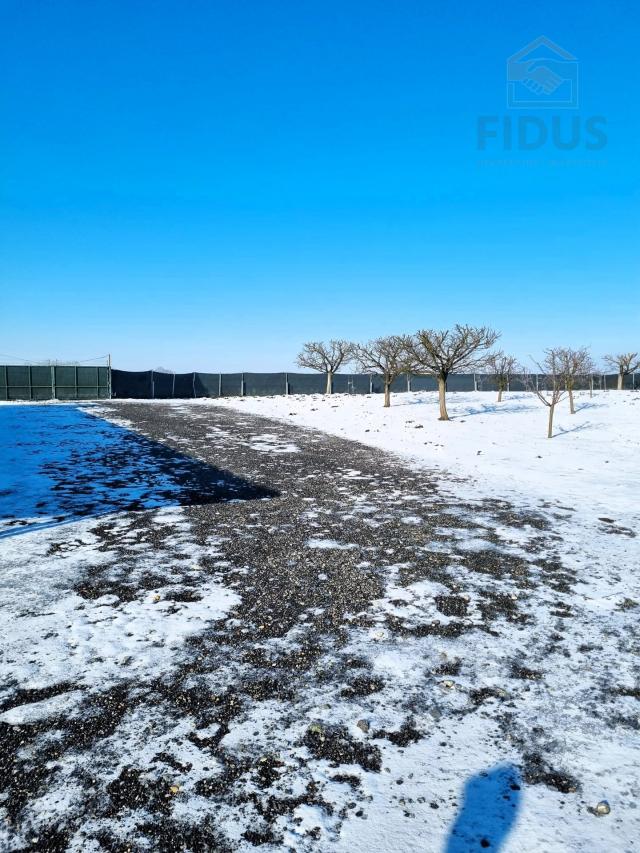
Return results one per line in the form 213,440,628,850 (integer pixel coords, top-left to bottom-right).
306,537,358,550
0,691,85,725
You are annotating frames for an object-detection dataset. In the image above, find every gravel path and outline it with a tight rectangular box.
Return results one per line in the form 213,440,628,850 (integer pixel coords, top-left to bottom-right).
1,401,636,852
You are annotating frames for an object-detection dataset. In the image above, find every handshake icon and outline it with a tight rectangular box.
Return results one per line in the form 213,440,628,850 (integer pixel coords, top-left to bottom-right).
507,36,578,108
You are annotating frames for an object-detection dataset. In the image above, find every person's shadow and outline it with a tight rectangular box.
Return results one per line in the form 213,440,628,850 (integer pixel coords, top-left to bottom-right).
445,764,521,852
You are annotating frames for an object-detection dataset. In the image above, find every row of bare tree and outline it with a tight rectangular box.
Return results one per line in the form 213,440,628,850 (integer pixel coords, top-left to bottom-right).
296,329,638,437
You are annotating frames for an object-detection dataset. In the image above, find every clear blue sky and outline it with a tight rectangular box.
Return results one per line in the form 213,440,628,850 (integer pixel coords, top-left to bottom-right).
1,0,638,371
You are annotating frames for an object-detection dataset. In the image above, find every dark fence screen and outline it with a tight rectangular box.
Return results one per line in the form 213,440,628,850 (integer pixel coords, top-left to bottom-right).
332,374,371,394
194,372,220,397
370,374,410,394
475,375,499,392
287,373,327,394
174,373,195,397
5,365,635,402
507,375,529,392
220,373,243,397
446,374,476,392
410,374,439,392
0,365,110,401
152,372,175,399
111,369,152,399
244,372,288,396
604,372,634,390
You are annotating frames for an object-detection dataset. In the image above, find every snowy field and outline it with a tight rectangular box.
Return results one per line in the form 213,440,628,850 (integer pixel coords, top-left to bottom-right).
213,390,639,527
0,393,639,852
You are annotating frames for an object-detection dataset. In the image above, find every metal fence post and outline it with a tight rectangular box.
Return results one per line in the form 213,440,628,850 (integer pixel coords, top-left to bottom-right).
285,372,289,396
51,364,55,400
369,375,373,394
241,373,245,396
172,372,176,398
218,373,222,397
473,372,477,391
151,370,155,399
192,372,196,398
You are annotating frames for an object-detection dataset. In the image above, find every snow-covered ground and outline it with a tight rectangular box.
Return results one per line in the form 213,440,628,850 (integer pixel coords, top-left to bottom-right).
213,390,639,526
209,389,640,849
1,394,638,852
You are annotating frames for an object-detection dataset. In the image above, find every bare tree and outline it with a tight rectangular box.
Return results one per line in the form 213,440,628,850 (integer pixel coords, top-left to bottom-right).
604,352,639,391
484,350,518,402
296,340,354,394
353,335,415,407
408,325,499,420
524,348,568,438
557,347,594,414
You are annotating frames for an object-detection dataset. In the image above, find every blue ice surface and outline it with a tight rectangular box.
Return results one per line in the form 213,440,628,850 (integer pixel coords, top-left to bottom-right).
445,764,522,852
0,404,274,538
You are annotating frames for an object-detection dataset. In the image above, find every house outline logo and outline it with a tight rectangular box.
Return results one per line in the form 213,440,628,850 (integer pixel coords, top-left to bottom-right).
507,36,578,109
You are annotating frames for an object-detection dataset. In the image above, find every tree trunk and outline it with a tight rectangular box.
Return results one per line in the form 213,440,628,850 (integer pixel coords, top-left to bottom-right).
547,404,555,438
326,371,332,395
497,385,503,403
568,384,575,414
383,381,391,408
589,376,593,398
438,376,449,420
618,372,623,391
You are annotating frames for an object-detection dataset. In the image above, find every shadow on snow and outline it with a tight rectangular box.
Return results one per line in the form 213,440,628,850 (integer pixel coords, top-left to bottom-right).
0,405,278,538
445,764,521,852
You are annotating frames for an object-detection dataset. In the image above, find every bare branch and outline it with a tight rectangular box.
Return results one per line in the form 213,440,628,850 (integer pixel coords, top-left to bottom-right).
296,340,355,393
553,346,594,414
296,340,354,373
556,347,595,379
603,352,639,375
353,335,415,407
407,325,500,419
604,352,639,390
523,348,575,436
484,350,518,400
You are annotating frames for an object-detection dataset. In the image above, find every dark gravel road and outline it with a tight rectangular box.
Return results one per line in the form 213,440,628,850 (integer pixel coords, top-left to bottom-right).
1,400,630,852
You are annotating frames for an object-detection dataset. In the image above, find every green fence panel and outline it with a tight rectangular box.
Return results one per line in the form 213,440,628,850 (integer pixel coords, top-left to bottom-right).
243,372,288,396
193,372,220,397
2,365,635,402
0,364,111,400
7,387,31,400
7,366,30,387
220,373,243,397
286,373,327,394
54,365,77,389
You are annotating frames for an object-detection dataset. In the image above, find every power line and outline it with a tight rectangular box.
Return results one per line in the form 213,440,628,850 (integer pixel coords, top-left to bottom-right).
0,353,109,365
0,353,44,364
73,355,110,364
